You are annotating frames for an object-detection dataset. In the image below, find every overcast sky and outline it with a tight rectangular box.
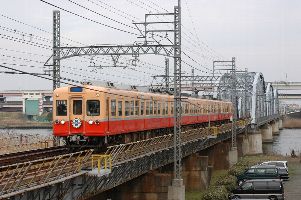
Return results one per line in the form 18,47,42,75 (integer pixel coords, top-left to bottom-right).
0,0,300,90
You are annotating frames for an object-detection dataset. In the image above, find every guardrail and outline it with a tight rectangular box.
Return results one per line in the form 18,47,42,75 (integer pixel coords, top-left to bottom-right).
0,119,250,199
0,150,93,197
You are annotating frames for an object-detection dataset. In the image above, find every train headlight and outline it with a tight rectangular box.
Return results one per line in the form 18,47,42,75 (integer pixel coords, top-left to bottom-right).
95,120,100,124
55,120,60,124
60,120,65,125
88,120,94,125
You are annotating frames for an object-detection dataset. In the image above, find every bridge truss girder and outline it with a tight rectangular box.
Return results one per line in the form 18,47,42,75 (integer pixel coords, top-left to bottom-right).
5,122,249,200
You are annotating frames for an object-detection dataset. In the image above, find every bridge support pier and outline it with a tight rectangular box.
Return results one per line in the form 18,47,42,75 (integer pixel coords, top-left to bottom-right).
241,130,263,155
260,124,273,143
228,148,238,167
279,119,283,130
272,121,279,135
182,154,211,190
167,179,185,200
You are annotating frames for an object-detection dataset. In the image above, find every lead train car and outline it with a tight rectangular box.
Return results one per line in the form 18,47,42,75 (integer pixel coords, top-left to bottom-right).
53,85,233,145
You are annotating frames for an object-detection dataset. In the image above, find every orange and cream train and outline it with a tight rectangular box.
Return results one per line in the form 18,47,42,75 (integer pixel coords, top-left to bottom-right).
53,85,233,145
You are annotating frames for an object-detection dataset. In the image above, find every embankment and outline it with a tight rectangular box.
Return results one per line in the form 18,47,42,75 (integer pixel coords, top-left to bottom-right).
283,112,301,128
0,112,51,128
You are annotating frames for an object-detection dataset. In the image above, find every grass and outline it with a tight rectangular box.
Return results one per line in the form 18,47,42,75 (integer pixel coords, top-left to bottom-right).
195,155,292,200
186,191,203,200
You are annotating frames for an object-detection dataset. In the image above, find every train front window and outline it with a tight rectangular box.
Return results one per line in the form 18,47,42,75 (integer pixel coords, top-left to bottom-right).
56,100,67,116
87,100,100,116
73,100,82,115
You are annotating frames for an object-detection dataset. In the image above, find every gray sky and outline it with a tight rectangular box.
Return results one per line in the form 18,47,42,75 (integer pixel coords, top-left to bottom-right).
0,0,300,90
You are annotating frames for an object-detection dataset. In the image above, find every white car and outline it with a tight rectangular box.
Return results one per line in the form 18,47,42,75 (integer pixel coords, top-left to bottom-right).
259,161,289,180
260,161,288,172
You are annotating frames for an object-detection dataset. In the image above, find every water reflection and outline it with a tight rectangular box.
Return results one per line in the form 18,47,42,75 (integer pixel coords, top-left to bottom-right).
263,129,301,156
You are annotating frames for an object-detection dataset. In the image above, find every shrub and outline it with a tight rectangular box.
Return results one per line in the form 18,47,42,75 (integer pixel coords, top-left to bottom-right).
202,186,228,200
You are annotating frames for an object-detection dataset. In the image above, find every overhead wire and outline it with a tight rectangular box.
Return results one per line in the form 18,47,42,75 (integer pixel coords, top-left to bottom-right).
67,0,136,30
88,0,139,21
124,0,213,73
40,0,141,37
0,32,52,50
0,13,84,46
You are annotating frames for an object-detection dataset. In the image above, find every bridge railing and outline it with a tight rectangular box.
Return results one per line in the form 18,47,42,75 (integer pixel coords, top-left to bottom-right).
0,119,250,199
105,119,249,166
0,150,93,197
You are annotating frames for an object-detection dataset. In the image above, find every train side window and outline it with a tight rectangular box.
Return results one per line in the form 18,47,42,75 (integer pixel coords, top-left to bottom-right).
165,102,168,115
162,102,166,115
130,101,134,116
87,100,100,116
150,101,153,115
111,100,117,117
125,101,130,116
135,100,139,116
141,101,144,115
118,100,123,116
171,102,174,115
158,102,161,115
56,100,67,116
73,100,82,115
146,101,150,115
154,101,157,115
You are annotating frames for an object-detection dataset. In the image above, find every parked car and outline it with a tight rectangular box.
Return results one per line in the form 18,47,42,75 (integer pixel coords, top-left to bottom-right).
237,165,280,185
256,161,289,180
229,179,284,200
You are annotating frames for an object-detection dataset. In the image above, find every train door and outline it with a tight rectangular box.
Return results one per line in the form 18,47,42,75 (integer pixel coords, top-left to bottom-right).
69,97,85,134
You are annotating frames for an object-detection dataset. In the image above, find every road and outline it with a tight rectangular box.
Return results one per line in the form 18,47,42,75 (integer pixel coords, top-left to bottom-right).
284,160,301,199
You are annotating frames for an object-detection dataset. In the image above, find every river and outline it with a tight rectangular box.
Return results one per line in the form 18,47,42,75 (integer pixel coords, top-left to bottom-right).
1,128,300,156
0,128,52,136
263,128,301,156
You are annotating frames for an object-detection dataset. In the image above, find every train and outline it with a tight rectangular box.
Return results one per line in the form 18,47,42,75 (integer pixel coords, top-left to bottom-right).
53,85,233,146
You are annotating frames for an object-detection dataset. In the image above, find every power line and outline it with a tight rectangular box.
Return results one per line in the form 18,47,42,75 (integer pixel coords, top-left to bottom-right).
0,13,84,46
0,64,176,101
67,0,136,30
88,0,139,21
0,32,52,50
0,25,52,44
40,0,140,36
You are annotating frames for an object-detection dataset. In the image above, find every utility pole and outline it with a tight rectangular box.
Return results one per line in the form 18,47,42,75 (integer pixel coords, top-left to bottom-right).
191,68,195,95
165,58,170,92
168,0,185,199
231,57,237,149
53,10,60,90
173,0,182,181
244,68,248,118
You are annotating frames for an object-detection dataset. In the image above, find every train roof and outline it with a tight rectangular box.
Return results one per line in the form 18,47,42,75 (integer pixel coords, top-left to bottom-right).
54,85,232,104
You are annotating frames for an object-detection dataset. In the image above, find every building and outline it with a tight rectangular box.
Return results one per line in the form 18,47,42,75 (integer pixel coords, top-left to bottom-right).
0,90,53,115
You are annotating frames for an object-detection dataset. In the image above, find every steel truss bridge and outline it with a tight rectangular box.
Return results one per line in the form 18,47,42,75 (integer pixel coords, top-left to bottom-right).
0,115,280,200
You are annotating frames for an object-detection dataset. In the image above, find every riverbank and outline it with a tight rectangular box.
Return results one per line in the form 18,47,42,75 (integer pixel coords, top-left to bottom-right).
0,112,52,129
186,154,301,200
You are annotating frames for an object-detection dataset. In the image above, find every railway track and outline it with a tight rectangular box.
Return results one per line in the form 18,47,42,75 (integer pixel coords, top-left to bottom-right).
0,146,70,167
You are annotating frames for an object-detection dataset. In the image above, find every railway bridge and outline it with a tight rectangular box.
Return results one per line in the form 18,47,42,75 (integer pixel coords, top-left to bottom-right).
0,71,284,200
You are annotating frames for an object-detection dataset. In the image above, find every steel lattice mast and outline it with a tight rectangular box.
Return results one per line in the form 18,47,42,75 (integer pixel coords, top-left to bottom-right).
53,10,60,90
173,0,182,180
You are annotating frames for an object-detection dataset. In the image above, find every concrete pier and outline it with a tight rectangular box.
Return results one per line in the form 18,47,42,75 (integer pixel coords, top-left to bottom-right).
182,154,210,190
228,148,238,167
278,119,283,130
272,121,279,135
261,124,273,143
167,179,185,200
241,130,263,155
